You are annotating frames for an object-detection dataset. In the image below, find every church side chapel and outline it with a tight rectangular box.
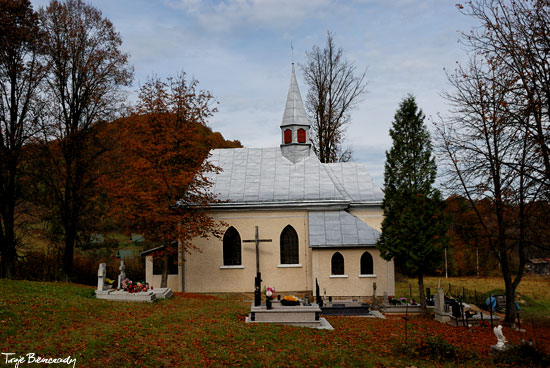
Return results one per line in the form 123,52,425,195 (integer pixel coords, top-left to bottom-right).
142,65,395,297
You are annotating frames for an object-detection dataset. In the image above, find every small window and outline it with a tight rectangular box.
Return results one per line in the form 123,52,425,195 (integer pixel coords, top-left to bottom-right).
223,227,241,266
360,251,374,275
153,252,178,275
297,128,306,143
331,252,344,275
284,129,292,144
280,225,299,264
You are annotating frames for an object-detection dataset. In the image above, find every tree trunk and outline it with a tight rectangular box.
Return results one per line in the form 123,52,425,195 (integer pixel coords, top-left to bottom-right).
62,223,76,282
160,252,169,288
500,250,516,325
0,244,16,279
418,273,426,313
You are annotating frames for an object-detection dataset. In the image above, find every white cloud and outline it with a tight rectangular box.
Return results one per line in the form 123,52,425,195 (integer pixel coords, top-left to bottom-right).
164,0,336,33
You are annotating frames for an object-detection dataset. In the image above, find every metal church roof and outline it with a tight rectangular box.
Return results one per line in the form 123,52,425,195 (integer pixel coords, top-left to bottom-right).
308,210,381,247
206,147,382,208
206,147,347,207
325,163,384,203
281,64,309,127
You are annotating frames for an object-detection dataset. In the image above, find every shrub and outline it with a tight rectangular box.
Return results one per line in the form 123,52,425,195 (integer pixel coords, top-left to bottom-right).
492,342,550,367
396,336,477,361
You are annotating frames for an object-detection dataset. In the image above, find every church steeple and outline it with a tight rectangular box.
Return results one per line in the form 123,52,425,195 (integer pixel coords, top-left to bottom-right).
281,64,309,128
280,64,311,163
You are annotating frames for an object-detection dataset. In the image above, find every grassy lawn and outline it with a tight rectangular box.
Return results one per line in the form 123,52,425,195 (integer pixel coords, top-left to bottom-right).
1,280,549,367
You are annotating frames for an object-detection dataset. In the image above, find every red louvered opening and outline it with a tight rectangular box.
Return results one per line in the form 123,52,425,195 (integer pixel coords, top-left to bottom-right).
284,129,292,144
297,128,306,143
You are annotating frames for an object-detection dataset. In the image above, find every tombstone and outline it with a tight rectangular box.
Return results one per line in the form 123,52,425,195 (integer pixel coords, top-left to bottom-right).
97,263,107,292
117,260,126,290
434,288,451,323
383,291,389,305
315,278,323,307
372,282,378,309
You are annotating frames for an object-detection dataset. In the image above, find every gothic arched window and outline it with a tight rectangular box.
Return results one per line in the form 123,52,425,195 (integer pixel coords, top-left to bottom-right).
297,128,306,143
331,252,345,275
360,251,374,275
284,129,292,144
223,227,241,266
280,225,299,264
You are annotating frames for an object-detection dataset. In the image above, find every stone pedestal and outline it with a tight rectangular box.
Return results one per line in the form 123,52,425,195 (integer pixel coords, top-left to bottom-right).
246,302,332,330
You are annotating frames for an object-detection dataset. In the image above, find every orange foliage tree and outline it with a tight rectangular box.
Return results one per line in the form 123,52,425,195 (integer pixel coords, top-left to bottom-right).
100,73,224,287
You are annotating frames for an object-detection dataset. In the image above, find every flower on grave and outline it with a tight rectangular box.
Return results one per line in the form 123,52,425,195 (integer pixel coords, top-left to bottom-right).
121,278,150,293
282,295,298,302
399,297,407,304
263,286,276,301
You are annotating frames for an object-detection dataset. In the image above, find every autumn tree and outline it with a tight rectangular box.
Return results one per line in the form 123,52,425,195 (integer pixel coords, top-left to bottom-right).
100,73,223,288
0,0,44,278
377,95,448,312
34,0,132,281
445,196,499,277
437,51,542,323
458,0,550,193
300,31,367,163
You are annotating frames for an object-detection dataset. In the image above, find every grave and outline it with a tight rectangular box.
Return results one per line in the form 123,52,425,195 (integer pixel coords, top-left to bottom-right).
94,261,173,302
246,300,333,329
320,300,371,316
381,291,422,315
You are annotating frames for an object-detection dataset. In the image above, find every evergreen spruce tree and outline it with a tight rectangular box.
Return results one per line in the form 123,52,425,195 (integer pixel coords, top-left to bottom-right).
377,95,448,311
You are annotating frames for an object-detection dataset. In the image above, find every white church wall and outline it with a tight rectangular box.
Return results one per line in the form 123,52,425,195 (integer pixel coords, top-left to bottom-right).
311,247,394,297
184,209,312,293
144,255,180,291
348,207,384,231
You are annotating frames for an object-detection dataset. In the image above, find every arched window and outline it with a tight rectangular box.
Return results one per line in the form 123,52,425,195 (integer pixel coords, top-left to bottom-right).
331,252,344,275
223,227,241,266
284,129,292,144
360,251,374,275
297,128,306,143
280,225,299,264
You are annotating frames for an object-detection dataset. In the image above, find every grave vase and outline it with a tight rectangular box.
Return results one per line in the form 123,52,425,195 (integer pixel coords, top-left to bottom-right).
266,298,272,310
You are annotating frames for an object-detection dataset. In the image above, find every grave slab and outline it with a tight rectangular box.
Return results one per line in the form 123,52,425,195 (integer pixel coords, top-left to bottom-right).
246,302,333,330
152,288,173,299
95,290,156,302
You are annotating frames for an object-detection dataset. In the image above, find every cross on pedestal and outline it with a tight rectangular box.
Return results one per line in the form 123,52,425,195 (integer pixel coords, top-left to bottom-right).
243,226,272,306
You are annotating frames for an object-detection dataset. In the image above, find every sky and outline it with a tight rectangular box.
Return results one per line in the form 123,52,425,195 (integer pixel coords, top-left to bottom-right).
31,0,477,187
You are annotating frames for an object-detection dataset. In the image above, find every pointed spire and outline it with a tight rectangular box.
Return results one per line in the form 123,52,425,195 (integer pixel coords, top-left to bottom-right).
281,64,309,127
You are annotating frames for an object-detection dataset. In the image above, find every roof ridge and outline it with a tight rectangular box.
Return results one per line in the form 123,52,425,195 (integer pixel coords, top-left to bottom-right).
322,163,353,201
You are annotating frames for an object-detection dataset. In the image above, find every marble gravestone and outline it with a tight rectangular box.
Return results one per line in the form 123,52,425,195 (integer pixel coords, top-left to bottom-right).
434,288,451,323
97,263,107,292
94,263,173,302
117,260,126,290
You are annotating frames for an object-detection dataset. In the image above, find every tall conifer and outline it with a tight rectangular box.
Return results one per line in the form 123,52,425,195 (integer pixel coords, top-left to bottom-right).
377,95,448,310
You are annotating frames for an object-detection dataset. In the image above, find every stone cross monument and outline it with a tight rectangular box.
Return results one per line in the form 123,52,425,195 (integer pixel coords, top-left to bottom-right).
243,226,272,306
117,260,126,290
97,263,107,292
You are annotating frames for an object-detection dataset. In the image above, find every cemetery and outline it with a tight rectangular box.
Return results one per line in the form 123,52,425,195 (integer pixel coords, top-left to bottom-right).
1,277,549,367
2,1,550,367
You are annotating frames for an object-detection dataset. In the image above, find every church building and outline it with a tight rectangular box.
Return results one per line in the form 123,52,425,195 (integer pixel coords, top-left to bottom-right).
142,65,395,297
